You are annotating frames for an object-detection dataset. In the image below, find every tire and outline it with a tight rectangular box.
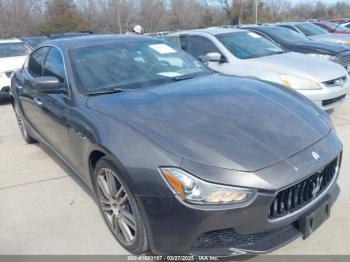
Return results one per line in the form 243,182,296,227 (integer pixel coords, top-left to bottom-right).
93,157,149,254
13,103,36,144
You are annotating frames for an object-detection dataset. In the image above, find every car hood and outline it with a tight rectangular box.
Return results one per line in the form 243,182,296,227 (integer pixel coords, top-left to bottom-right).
87,74,331,172
291,40,348,55
0,56,27,73
310,34,350,44
247,52,346,82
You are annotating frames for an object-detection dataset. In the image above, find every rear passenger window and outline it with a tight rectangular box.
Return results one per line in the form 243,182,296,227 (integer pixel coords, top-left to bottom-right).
27,47,49,77
188,35,221,58
43,47,66,84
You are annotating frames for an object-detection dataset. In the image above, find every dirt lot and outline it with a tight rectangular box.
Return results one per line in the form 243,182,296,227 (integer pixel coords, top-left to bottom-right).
0,99,350,255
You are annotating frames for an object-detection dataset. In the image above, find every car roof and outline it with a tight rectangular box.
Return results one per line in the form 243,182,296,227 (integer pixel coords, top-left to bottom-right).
0,38,23,44
244,25,281,31
40,34,163,51
169,27,246,36
22,36,48,39
278,22,308,26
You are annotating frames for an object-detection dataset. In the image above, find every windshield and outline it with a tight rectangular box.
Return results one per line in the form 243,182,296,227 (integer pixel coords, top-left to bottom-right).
70,39,209,93
263,27,309,42
216,31,285,59
295,23,329,36
0,42,31,58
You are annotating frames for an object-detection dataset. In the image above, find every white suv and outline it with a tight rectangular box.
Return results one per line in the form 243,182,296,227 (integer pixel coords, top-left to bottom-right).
0,39,31,99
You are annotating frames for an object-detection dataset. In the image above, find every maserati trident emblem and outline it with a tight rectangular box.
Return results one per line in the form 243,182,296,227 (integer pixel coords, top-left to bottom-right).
310,175,324,198
312,152,321,162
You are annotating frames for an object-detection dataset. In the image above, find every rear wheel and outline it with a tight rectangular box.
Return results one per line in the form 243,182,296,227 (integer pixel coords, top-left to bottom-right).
93,157,149,254
13,104,36,144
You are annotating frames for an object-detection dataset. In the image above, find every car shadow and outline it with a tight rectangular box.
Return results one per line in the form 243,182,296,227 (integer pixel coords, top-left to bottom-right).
34,141,96,201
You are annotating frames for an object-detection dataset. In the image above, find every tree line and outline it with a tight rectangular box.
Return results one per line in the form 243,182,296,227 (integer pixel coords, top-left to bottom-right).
1,0,350,38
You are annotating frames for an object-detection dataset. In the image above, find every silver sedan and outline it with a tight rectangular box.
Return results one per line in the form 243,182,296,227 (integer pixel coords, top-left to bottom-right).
166,28,350,110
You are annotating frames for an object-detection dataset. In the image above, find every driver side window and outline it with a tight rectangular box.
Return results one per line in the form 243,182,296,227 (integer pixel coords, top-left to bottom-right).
188,35,221,58
27,47,49,77
43,47,66,86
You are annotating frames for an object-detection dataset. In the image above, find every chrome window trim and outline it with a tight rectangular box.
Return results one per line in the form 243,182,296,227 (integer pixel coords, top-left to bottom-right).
24,44,71,99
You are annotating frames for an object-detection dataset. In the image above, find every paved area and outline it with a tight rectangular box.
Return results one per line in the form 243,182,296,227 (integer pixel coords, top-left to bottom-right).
0,99,350,255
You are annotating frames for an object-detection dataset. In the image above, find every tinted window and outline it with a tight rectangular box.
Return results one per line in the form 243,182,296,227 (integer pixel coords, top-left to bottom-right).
278,25,299,33
295,23,328,36
27,47,49,77
70,39,208,93
216,32,284,59
43,47,66,84
188,36,221,58
166,35,189,50
262,27,309,42
0,42,31,58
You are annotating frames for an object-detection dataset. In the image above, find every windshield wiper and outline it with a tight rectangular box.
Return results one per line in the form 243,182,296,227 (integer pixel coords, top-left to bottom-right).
88,87,129,96
172,74,198,82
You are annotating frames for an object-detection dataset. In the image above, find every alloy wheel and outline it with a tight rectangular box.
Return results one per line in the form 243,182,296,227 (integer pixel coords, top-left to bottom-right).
96,168,137,246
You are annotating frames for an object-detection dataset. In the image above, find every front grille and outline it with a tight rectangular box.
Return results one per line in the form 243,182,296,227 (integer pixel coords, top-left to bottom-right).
192,225,296,249
322,95,346,106
192,226,288,249
323,76,347,87
269,157,339,220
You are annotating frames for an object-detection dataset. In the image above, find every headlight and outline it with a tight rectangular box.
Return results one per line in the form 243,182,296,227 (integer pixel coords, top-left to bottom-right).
280,75,322,90
160,168,256,205
308,53,336,61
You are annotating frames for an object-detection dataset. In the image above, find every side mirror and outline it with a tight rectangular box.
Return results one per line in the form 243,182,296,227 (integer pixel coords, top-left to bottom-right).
31,76,64,93
206,52,227,63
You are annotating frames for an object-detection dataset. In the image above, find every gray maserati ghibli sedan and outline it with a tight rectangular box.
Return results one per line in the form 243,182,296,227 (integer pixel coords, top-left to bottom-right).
10,35,342,256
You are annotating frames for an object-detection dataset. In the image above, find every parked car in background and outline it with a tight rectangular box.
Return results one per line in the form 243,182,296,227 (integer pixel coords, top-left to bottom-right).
277,22,350,47
166,28,350,110
243,25,350,73
0,39,31,100
49,31,93,39
10,34,343,256
312,21,350,35
145,31,172,39
341,22,350,29
326,18,350,24
21,36,49,49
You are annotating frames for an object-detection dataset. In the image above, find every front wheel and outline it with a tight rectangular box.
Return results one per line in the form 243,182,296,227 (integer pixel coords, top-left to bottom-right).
13,103,36,144
93,157,149,254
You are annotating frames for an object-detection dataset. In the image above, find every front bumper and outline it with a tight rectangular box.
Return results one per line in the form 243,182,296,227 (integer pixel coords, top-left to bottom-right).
139,181,339,256
299,80,350,110
138,131,342,256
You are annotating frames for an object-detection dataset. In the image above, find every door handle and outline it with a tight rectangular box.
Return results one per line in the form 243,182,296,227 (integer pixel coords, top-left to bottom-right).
34,98,42,106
